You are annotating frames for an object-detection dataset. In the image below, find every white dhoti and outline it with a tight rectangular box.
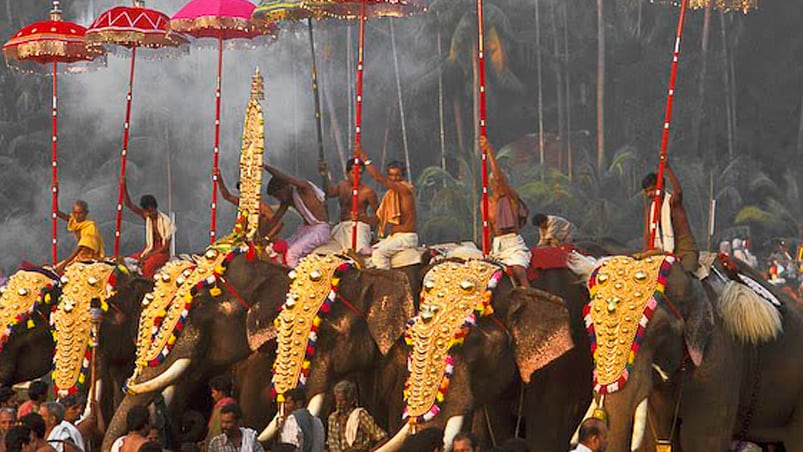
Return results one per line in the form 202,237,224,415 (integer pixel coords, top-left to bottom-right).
491,233,532,268
331,221,372,251
371,232,419,269
286,223,332,267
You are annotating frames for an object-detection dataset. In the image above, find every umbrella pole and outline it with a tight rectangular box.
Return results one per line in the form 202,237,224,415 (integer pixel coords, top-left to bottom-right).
114,47,137,258
210,35,223,244
476,0,490,256
308,19,327,189
351,0,367,251
51,61,58,266
648,0,688,250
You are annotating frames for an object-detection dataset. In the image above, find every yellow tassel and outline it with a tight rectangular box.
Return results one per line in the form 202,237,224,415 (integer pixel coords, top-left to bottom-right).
215,266,225,275
331,277,340,286
277,394,285,403
436,392,445,402
27,319,34,329
313,317,321,327
302,361,310,369
209,287,222,297
44,294,51,303
168,335,176,345
78,374,85,384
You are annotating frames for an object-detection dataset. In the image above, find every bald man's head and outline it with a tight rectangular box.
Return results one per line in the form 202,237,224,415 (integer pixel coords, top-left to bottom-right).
578,417,608,451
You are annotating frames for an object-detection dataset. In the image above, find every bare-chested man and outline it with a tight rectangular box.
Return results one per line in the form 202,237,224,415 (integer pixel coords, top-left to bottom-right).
263,164,330,268
355,145,417,269
642,161,699,273
216,170,283,240
122,179,175,279
319,159,378,252
109,405,149,452
483,137,531,287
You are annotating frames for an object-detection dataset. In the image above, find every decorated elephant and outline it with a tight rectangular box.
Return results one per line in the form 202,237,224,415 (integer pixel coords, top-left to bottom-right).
379,259,588,452
573,253,803,451
262,253,417,443
101,245,290,452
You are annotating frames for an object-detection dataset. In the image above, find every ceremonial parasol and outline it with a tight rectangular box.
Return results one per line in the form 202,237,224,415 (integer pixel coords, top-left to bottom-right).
170,0,278,244
313,0,424,251
87,0,188,258
647,0,756,249
2,0,105,266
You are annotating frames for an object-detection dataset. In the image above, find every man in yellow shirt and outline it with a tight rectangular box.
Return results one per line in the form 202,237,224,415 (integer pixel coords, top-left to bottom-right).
55,199,105,273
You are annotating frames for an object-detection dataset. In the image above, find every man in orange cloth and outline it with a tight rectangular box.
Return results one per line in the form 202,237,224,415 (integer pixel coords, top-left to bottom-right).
54,194,105,274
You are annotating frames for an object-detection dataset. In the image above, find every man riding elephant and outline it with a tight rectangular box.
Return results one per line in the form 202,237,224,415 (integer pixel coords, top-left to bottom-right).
54,196,105,274
122,178,175,278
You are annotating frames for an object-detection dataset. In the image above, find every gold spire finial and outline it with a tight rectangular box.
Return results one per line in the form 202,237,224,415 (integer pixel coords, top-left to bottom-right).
251,67,264,101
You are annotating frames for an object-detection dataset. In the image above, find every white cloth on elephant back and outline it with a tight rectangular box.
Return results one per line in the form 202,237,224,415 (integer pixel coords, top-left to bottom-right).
491,233,532,268
331,221,372,251
286,223,332,268
370,232,418,269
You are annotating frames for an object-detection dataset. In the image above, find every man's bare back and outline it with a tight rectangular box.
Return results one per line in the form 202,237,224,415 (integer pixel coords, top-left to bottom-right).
295,183,328,224
119,433,148,452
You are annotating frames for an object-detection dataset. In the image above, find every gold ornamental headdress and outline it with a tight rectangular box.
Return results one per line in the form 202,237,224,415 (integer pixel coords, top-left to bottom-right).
235,67,266,239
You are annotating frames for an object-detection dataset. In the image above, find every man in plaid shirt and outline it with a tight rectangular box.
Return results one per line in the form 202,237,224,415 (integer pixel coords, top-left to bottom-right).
207,404,263,452
326,381,387,452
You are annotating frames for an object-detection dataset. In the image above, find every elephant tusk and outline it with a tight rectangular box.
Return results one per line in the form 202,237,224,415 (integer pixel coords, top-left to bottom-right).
571,398,597,445
443,416,464,452
374,424,410,452
162,385,176,408
307,393,325,418
631,398,648,452
257,413,279,443
126,359,191,395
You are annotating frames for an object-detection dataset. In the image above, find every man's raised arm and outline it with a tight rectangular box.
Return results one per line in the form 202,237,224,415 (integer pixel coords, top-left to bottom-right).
215,170,240,206
53,181,70,221
318,161,338,198
121,178,145,218
482,136,509,188
263,164,310,190
355,144,411,193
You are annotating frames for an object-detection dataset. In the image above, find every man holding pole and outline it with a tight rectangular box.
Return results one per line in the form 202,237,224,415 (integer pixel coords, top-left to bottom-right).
319,159,378,252
355,144,417,269
121,179,175,278
642,161,698,273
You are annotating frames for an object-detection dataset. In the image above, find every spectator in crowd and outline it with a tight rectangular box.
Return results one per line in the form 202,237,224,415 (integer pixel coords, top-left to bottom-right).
570,418,608,452
326,381,386,452
58,394,94,446
110,405,150,452
205,376,236,447
39,402,84,452
278,389,324,452
18,382,48,420
207,404,262,452
399,427,443,452
0,408,16,452
177,443,199,452
20,413,55,452
451,433,480,452
137,442,162,452
146,428,159,444
0,388,18,409
4,425,33,452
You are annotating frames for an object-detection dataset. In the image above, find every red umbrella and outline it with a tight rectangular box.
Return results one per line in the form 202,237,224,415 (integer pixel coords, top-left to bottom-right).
312,0,424,250
647,0,756,249
87,0,188,258
170,0,278,244
2,0,105,266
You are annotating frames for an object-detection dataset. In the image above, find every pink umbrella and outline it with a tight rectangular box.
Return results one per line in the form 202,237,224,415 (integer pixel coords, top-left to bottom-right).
170,0,278,243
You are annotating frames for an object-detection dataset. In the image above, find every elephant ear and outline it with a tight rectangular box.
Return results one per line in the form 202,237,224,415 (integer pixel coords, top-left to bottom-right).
360,269,416,356
246,274,289,352
682,279,715,367
505,287,574,383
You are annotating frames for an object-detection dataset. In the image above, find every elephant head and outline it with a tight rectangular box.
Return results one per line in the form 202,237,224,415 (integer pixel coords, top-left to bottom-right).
578,255,715,452
0,267,60,385
101,251,289,452
263,254,416,442
379,260,576,451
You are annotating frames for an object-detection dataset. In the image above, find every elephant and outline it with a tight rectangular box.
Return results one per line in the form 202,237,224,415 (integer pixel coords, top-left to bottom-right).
101,253,290,452
378,261,589,452
574,253,803,452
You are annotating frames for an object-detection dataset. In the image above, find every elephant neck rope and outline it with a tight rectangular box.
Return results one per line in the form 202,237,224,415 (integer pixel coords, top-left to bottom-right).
403,260,503,425
272,254,355,400
584,255,675,395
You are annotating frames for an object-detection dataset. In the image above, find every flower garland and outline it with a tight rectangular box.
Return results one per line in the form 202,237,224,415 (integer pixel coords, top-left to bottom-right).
401,266,503,425
271,259,355,403
583,255,674,395
0,269,60,352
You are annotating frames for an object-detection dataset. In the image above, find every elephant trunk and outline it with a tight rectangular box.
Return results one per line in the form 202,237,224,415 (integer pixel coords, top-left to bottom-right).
101,392,156,452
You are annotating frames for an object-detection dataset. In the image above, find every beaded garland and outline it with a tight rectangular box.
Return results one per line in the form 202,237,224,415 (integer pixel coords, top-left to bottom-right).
0,268,60,351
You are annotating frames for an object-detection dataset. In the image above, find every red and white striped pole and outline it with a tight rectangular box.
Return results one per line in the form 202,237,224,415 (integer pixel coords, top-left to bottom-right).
113,47,137,257
476,0,490,256
649,0,689,249
350,0,367,251
209,35,224,244
51,61,59,266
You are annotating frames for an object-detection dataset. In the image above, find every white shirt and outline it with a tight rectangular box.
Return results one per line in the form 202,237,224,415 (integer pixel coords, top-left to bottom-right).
47,421,86,452
570,444,594,452
279,413,325,452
